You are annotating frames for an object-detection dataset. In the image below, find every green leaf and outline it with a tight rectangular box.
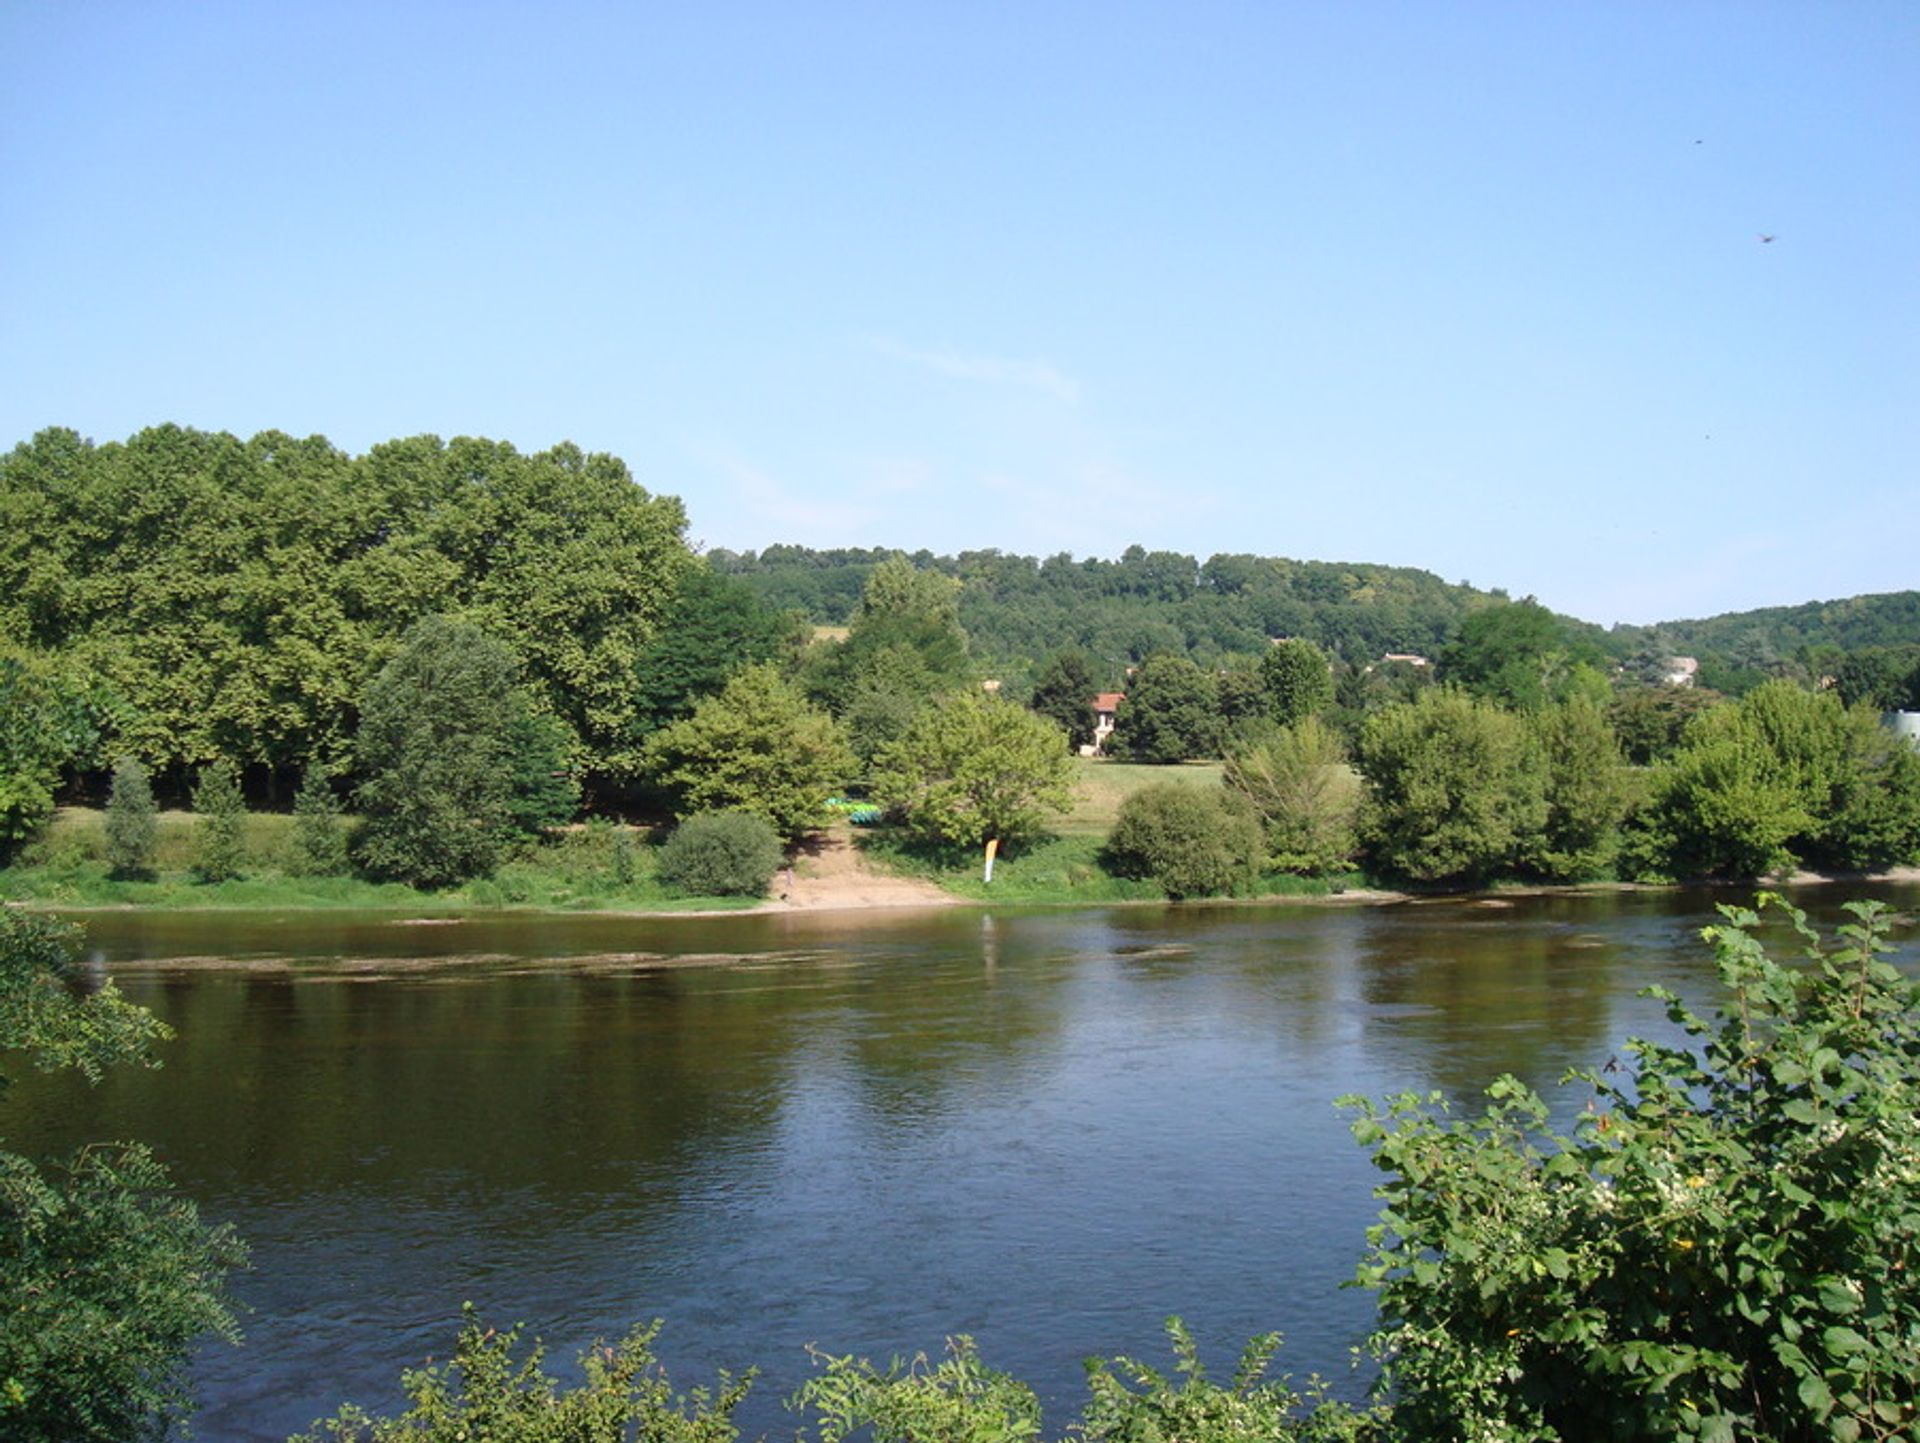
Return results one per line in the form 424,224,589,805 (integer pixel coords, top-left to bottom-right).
1798,1372,1835,1417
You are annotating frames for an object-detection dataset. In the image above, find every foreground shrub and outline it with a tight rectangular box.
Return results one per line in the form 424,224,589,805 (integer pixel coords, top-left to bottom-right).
1104,783,1262,899
291,1306,753,1443
1344,894,1920,1441
657,810,783,898
1,910,245,1443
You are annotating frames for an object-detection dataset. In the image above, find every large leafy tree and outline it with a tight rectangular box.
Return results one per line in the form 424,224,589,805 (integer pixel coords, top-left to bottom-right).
0,646,109,857
1258,638,1334,728
352,617,576,888
801,555,973,715
1522,696,1628,882
642,665,853,841
1640,680,1920,877
0,909,245,1442
1358,688,1546,885
1439,598,1608,711
1027,650,1100,752
624,564,797,752
1112,653,1219,764
870,691,1076,848
1221,717,1360,875
0,427,691,779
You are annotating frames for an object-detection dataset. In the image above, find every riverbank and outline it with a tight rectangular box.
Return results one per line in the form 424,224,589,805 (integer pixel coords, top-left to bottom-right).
7,809,1917,922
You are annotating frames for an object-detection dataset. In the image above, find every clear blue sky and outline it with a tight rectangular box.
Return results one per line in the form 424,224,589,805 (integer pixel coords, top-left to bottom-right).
4,2,1913,626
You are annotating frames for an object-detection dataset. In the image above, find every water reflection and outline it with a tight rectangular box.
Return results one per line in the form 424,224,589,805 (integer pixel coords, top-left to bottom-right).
4,887,1915,1442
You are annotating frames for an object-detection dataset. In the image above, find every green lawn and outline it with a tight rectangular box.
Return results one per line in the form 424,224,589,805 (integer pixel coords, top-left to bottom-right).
1058,758,1225,834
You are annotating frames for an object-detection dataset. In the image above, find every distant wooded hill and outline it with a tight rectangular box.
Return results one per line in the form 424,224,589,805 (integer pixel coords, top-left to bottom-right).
1612,592,1920,668
711,546,1920,682
707,544,1547,683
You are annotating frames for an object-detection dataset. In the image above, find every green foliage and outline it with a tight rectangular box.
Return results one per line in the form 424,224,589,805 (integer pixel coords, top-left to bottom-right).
1344,895,1920,1442
0,910,245,1442
500,707,581,841
1830,646,1920,712
1522,697,1628,882
643,664,853,841
104,755,158,880
1439,599,1607,711
292,1306,752,1443
793,1335,1041,1443
627,563,798,748
1260,639,1335,728
1638,681,1920,878
2,1145,246,1443
1114,654,1220,764
712,543,1532,680
191,756,247,882
1080,1318,1370,1443
870,691,1076,848
802,554,975,717
0,647,111,856
0,910,169,1086
840,645,940,779
353,616,562,888
1028,650,1100,751
657,810,784,898
1607,685,1724,766
291,764,350,876
0,426,691,779
1221,718,1359,875
1104,782,1263,899
1357,689,1545,885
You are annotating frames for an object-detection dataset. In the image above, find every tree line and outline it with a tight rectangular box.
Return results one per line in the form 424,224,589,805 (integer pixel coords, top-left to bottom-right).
5,426,1919,899
1091,618,1920,901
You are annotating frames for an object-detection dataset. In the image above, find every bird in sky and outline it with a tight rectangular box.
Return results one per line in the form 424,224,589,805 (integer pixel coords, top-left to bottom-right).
1759,233,1778,244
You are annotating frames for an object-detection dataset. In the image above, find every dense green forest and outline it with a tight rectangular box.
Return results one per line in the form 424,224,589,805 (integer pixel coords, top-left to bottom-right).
4,424,1920,899
710,543,1545,684
709,544,1920,699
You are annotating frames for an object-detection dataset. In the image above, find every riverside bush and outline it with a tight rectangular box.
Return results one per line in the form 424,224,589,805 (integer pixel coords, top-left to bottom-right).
656,810,783,898
1344,894,1920,1441
104,756,158,879
1103,782,1262,899
191,756,247,882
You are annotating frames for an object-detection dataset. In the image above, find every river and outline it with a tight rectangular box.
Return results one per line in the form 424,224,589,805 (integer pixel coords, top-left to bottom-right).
7,885,1917,1441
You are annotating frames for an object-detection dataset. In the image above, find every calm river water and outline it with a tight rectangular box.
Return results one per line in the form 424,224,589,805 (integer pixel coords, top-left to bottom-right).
8,886,1918,1441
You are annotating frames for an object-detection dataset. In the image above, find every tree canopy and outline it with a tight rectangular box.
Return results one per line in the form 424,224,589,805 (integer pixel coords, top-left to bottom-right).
869,691,1076,848
352,616,576,888
641,665,853,841
0,426,691,778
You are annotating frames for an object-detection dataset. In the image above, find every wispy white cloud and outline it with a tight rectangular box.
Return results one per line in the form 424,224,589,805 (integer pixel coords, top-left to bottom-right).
866,337,1082,402
680,442,875,544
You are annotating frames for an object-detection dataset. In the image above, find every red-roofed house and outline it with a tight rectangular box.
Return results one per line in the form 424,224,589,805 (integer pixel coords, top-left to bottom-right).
1086,692,1125,757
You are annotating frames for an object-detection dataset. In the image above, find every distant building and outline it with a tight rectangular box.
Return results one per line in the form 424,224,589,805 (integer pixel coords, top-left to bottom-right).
1663,657,1700,688
1887,711,1920,748
981,678,1002,693
1380,653,1430,668
1085,692,1125,757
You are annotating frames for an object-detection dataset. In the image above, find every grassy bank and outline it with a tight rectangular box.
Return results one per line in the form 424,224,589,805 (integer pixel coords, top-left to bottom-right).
1059,758,1224,834
0,808,759,913
856,830,1365,905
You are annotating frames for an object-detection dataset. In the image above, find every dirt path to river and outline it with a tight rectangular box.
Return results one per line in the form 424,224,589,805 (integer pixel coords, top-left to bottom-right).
773,825,957,912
